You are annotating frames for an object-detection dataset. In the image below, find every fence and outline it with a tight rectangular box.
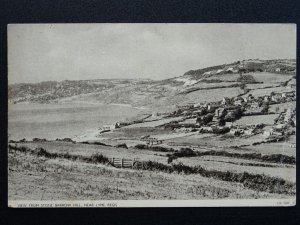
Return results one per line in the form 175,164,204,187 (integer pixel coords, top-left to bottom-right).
109,157,143,169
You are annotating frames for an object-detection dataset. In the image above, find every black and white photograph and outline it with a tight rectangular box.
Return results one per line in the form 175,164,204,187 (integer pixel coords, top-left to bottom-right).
7,24,296,207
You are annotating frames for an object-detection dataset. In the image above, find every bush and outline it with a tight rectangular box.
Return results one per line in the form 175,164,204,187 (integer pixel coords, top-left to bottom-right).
33,138,48,142
134,144,148,149
116,143,128,149
173,148,196,157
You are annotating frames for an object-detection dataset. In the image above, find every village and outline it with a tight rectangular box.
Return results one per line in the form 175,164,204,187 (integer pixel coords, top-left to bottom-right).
98,82,296,149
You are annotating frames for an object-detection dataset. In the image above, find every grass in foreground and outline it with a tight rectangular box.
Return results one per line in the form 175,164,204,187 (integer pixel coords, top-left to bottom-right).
8,144,295,196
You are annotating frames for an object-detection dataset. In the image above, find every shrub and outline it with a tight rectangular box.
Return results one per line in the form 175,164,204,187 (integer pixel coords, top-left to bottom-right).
173,148,196,157
134,144,148,149
116,143,128,149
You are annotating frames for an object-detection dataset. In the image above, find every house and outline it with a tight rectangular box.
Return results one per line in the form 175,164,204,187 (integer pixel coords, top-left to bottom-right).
215,107,227,118
225,122,233,128
143,137,163,145
101,124,118,132
225,67,234,73
264,96,271,102
263,128,274,137
247,94,255,102
234,99,243,106
193,103,201,108
289,79,296,89
250,102,260,109
206,103,219,112
203,71,212,76
216,69,223,74
284,108,292,122
233,96,244,106
230,129,244,136
275,68,281,72
244,128,255,135
221,97,230,105
271,94,282,102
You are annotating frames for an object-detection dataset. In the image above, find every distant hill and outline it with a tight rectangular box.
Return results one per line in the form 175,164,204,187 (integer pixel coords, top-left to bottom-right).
8,59,296,110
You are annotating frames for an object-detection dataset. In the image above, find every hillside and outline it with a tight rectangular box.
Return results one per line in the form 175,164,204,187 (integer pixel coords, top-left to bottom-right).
8,59,296,110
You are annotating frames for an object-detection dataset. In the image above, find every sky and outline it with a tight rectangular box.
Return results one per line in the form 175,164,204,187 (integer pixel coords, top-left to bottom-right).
8,24,296,84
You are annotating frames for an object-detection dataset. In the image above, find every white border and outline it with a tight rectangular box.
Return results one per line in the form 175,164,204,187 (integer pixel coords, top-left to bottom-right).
8,199,296,208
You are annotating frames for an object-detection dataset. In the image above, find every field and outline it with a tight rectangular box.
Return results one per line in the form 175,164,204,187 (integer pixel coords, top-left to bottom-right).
233,114,279,126
242,86,294,97
269,101,296,113
8,144,295,200
249,72,293,84
8,62,296,202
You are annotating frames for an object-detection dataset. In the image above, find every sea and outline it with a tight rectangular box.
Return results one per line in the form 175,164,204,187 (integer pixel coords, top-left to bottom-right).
8,103,145,141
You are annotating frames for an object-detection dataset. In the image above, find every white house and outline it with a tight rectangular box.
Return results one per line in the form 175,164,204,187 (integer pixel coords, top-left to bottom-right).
263,128,274,137
102,124,118,132
216,69,223,74
222,97,230,105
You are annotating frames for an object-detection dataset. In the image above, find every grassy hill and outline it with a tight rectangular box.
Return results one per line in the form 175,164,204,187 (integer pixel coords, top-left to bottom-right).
8,59,296,110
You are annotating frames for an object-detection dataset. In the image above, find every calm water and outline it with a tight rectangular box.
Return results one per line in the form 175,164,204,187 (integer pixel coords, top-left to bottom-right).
8,103,144,140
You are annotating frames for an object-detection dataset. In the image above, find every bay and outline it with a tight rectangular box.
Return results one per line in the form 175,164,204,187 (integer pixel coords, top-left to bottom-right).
8,103,144,141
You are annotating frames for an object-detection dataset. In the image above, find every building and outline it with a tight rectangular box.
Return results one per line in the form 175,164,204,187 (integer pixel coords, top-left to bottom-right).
226,67,233,73
250,102,260,109
216,69,223,74
143,137,163,145
101,124,118,132
264,96,271,102
263,129,274,137
221,97,230,105
234,99,243,106
193,103,201,108
244,128,255,135
284,108,292,122
275,68,281,72
225,122,233,128
247,94,255,102
271,94,282,102
206,103,219,112
203,71,212,76
230,129,244,136
214,107,226,118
